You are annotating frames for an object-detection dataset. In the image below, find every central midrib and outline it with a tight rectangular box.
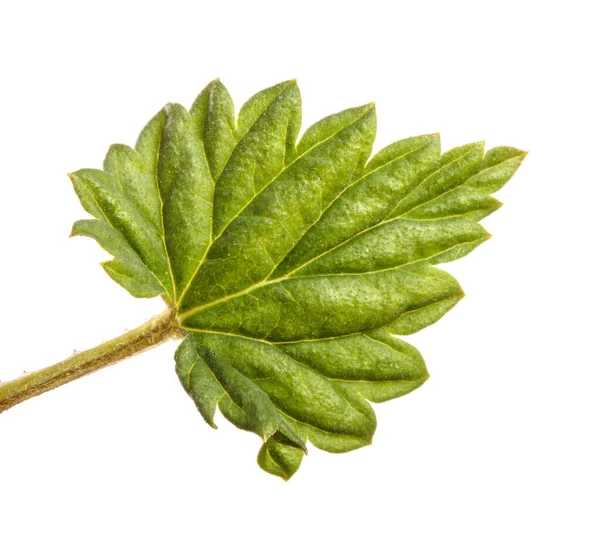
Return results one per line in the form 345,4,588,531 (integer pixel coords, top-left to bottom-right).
176,235,475,324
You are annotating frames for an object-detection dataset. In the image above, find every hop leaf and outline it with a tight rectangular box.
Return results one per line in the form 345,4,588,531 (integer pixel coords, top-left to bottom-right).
70,79,526,479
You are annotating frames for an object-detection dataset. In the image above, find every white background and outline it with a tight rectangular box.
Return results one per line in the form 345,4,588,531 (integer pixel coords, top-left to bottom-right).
1,1,598,531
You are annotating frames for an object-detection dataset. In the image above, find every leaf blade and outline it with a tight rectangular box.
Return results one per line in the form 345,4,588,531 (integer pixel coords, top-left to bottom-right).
211,80,301,237
180,103,377,311
70,168,172,296
181,264,463,342
272,133,441,277
158,103,213,300
189,79,236,180
70,79,525,478
71,219,163,298
175,336,306,451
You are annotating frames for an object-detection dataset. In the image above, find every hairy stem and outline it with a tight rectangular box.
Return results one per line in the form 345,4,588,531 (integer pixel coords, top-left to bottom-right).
0,307,182,414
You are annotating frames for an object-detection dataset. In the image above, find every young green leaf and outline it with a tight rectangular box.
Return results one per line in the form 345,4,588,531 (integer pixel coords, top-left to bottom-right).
67,79,525,479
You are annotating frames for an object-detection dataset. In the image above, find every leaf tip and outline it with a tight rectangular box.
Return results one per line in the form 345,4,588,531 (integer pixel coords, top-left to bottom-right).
514,149,529,165
354,102,376,115
204,78,229,95
356,102,377,121
274,79,300,97
425,132,442,149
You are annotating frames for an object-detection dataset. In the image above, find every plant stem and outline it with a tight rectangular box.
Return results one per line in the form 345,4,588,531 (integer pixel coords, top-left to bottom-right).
0,307,182,414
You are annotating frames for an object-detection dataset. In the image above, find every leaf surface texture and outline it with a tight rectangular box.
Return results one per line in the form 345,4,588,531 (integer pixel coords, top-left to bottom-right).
71,80,525,478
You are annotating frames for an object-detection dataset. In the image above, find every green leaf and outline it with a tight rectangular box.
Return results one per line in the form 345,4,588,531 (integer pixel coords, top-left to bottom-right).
189,79,236,179
70,102,214,303
175,337,306,452
71,79,526,479
178,101,376,309
257,437,304,481
180,264,462,342
176,327,429,476
71,219,163,298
